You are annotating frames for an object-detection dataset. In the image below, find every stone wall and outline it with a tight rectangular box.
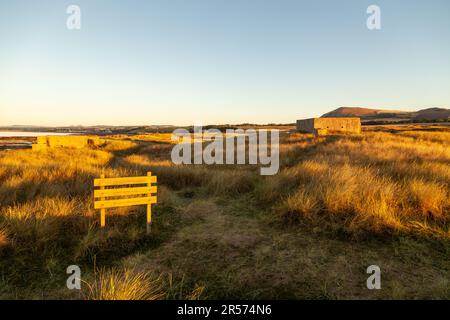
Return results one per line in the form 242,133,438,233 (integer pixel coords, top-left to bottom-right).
296,118,316,133
32,136,104,150
296,118,361,135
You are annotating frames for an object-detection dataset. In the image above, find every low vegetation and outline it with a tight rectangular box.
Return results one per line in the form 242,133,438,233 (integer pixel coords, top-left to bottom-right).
84,267,165,300
265,130,450,237
0,124,449,299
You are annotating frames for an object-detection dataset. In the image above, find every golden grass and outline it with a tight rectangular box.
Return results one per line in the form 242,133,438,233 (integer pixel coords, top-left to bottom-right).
269,131,450,237
1,129,448,239
408,179,447,218
84,267,165,300
128,133,174,143
0,227,8,248
106,133,174,144
0,125,448,299
102,139,138,152
398,130,450,143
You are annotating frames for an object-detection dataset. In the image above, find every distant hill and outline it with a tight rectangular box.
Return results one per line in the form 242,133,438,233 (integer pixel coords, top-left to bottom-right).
321,107,450,123
322,107,410,119
413,108,450,121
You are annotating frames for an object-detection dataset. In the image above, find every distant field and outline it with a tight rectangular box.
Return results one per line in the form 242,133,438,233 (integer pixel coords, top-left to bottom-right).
0,125,448,299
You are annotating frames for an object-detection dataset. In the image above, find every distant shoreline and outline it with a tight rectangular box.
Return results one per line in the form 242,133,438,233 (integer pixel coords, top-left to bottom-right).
1,120,449,135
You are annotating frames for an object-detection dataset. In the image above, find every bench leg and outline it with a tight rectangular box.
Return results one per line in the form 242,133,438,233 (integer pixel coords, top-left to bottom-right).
100,208,106,227
146,204,152,234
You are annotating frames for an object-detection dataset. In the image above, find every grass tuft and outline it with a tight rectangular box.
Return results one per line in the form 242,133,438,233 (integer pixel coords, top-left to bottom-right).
84,267,165,300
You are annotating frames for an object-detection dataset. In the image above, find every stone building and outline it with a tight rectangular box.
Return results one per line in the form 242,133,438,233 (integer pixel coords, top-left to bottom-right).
296,117,361,136
32,136,104,150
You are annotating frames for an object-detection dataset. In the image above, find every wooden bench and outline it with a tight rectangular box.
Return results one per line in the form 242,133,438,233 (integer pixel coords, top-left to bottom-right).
94,172,157,233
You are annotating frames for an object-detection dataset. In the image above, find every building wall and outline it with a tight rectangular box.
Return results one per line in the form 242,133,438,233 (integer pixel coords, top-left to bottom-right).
32,136,103,150
314,118,361,134
296,118,361,135
296,118,316,133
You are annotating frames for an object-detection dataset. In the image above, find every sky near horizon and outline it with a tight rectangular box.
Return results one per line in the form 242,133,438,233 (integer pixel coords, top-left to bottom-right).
1,0,450,126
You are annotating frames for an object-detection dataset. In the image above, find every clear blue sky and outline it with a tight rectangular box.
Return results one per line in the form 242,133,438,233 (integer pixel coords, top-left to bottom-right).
1,0,449,126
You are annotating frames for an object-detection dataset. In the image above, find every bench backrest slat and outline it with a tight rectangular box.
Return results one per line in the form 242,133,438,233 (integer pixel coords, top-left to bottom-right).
94,195,157,209
94,175,157,187
94,186,157,198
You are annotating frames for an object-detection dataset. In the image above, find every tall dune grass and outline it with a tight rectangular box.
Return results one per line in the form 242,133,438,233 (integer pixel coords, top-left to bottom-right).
263,131,450,237
0,226,8,248
0,127,448,299
84,267,165,300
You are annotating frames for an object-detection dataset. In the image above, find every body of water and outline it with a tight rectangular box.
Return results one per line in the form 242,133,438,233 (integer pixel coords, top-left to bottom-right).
0,131,72,137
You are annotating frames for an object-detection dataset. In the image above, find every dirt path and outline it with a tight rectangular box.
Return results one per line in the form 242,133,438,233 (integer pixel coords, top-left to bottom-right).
122,196,450,299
